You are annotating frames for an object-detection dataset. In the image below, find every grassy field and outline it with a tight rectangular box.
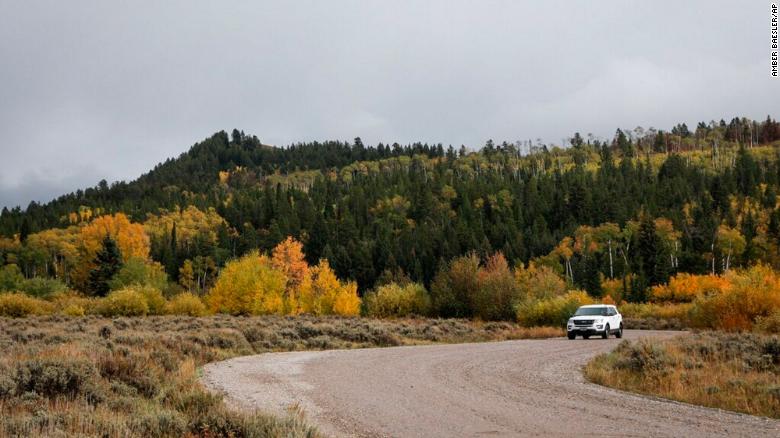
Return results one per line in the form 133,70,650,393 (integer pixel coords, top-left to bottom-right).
0,315,561,437
585,332,780,418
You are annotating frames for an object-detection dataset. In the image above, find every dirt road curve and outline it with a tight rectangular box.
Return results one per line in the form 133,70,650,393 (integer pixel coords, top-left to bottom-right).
201,330,779,437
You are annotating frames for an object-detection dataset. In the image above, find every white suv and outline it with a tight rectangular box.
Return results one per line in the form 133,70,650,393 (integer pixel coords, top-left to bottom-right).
567,304,623,340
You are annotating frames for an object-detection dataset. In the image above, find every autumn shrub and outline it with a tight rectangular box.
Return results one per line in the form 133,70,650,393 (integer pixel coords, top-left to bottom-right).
515,290,595,327
95,288,149,317
165,292,207,316
651,272,729,303
429,253,480,318
619,302,693,321
473,253,521,321
49,292,96,317
135,285,166,315
755,310,780,334
515,263,567,300
363,282,431,317
0,293,53,317
600,277,626,303
690,265,780,331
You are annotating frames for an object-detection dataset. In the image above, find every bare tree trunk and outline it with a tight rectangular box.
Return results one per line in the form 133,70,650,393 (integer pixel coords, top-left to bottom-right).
711,243,716,274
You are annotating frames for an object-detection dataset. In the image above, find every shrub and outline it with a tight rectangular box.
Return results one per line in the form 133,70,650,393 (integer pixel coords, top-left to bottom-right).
473,253,520,321
363,283,431,317
136,285,166,315
690,265,780,331
612,339,674,372
0,264,24,291
17,277,68,298
0,293,53,317
98,351,160,397
515,263,567,300
62,304,86,317
651,273,729,303
600,277,626,303
12,357,98,398
130,409,187,437
619,302,692,321
516,290,595,327
755,310,780,334
50,292,97,316
108,257,169,291
95,289,149,317
166,293,207,316
430,253,480,318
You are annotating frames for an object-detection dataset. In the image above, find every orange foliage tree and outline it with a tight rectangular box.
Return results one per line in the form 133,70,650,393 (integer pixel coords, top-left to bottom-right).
74,213,150,289
205,237,360,316
271,236,311,312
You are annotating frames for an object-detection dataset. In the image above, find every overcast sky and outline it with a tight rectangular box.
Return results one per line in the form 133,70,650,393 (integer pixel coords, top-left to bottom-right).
0,1,776,209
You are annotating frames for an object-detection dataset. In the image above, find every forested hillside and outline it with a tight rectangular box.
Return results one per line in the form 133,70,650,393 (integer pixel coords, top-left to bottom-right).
2,116,780,298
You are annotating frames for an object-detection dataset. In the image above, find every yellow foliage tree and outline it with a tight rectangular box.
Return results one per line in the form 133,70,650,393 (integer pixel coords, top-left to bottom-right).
25,226,80,283
205,252,287,315
515,263,567,300
716,225,746,272
144,206,226,252
308,259,360,316
179,259,195,292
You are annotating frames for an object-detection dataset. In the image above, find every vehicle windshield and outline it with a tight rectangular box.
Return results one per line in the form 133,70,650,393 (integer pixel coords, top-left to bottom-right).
574,307,608,316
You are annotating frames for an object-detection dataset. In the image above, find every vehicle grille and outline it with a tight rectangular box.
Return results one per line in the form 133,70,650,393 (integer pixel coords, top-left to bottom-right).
573,320,594,326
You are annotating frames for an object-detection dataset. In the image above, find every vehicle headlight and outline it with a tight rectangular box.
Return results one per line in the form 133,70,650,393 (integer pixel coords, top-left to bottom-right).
595,318,602,323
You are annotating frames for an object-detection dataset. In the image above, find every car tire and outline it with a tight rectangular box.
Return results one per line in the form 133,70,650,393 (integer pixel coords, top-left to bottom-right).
567,332,576,340
602,324,610,339
615,323,623,338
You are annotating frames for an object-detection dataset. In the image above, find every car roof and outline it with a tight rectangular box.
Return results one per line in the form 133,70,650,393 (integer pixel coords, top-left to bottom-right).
579,304,613,308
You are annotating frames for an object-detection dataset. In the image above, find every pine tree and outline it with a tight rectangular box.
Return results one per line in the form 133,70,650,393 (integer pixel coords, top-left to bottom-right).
636,215,670,289
87,235,123,297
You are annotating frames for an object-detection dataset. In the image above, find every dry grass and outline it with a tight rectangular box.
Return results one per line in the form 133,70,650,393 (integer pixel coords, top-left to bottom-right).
0,315,562,437
585,332,780,418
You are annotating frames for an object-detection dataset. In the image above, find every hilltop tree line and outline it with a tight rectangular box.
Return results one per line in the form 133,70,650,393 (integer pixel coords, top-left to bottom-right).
2,116,780,299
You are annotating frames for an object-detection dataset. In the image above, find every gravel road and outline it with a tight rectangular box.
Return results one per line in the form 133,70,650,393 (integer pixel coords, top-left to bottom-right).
201,330,779,437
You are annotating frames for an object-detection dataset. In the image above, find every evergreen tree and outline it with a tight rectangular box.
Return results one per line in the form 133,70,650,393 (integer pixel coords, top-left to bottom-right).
87,235,123,297
636,215,669,292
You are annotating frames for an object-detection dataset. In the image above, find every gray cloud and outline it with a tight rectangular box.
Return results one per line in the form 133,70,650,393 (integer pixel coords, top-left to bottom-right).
0,0,776,208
